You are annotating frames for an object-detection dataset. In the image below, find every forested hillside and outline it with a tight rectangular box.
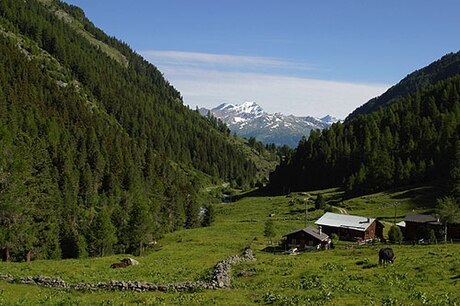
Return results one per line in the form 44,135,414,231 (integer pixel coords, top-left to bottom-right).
0,0,262,260
347,51,460,120
270,54,460,198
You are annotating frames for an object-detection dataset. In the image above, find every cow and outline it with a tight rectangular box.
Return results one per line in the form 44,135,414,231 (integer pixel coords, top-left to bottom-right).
110,261,128,268
379,247,396,265
1,246,10,262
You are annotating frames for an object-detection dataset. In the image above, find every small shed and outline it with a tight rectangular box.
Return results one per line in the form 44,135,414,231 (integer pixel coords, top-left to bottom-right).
315,212,384,242
283,226,330,250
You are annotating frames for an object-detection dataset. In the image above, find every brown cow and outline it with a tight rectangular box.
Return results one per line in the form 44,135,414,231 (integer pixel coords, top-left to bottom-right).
1,246,10,262
110,261,128,268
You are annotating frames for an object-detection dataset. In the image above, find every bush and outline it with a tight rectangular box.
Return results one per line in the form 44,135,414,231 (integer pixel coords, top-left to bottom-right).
264,219,276,245
331,233,339,243
388,225,403,243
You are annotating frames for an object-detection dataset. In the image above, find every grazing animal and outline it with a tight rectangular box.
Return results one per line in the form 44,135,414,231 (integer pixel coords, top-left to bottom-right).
1,246,10,262
379,247,396,265
110,261,128,268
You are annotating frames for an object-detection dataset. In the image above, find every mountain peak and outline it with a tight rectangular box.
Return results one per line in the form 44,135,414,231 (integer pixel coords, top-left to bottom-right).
234,101,264,117
201,102,335,147
320,115,340,124
213,102,235,110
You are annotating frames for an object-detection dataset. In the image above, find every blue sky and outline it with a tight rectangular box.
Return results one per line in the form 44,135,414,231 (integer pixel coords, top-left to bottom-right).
65,0,460,118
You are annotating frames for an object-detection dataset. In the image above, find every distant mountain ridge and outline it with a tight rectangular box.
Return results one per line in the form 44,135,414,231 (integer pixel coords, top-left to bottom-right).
200,102,338,147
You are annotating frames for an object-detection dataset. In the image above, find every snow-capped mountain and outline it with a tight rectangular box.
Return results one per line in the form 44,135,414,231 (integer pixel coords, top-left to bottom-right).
200,102,339,147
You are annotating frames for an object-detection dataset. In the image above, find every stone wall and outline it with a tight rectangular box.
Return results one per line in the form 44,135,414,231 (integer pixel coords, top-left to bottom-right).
0,248,255,292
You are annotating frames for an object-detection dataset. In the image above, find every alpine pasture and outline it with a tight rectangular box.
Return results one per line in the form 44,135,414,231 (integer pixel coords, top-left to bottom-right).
1,187,459,305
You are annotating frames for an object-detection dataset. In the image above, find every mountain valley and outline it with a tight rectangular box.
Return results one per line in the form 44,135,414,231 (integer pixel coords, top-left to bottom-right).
0,1,459,305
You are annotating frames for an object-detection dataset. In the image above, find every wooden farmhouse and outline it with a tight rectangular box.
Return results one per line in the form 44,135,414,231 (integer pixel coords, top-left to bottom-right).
283,226,330,250
315,212,384,242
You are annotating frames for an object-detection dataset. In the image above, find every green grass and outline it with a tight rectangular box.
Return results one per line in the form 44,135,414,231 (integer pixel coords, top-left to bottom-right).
1,185,459,305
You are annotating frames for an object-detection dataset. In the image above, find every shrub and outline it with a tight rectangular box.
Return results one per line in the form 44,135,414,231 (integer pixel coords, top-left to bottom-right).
388,225,403,243
331,233,339,243
264,219,276,245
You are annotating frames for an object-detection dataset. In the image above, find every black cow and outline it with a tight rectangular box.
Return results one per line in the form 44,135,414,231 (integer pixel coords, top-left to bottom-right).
379,247,396,265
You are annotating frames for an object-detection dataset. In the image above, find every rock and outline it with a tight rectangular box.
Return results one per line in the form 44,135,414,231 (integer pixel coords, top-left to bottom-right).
122,257,139,266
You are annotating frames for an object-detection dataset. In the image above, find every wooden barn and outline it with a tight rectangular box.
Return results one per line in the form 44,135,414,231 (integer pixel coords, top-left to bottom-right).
400,213,460,241
402,213,440,241
283,227,330,250
315,212,384,242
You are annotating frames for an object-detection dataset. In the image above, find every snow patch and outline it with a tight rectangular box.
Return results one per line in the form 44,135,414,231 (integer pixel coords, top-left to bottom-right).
233,117,246,123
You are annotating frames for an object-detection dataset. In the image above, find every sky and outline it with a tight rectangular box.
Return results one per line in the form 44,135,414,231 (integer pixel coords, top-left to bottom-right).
64,0,460,119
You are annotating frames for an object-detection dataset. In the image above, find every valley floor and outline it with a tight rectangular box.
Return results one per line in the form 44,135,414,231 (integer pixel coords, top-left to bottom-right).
1,186,459,305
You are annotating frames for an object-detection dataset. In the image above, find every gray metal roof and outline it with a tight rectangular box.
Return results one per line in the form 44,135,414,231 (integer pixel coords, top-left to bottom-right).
315,212,377,232
404,213,438,224
284,226,329,241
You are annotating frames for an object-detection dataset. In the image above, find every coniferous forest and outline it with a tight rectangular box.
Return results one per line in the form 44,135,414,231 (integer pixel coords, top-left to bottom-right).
0,0,262,260
270,52,460,198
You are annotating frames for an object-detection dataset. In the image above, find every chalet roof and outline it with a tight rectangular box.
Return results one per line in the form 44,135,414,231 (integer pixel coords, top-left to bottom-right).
315,212,378,232
404,213,438,224
284,226,329,241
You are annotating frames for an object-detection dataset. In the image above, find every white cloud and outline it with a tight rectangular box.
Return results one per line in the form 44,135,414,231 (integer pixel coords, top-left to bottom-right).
141,50,317,71
140,50,390,119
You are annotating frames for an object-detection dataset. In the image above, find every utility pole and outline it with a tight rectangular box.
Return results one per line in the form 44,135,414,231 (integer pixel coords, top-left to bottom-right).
305,198,309,228
393,201,399,224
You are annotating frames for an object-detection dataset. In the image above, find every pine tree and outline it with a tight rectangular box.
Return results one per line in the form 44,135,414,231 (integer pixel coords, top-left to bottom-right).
450,141,460,197
90,204,117,256
314,194,326,210
127,192,154,256
201,204,215,227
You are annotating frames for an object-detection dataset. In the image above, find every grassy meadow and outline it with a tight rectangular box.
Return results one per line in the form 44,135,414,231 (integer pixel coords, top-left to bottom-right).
1,185,459,305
